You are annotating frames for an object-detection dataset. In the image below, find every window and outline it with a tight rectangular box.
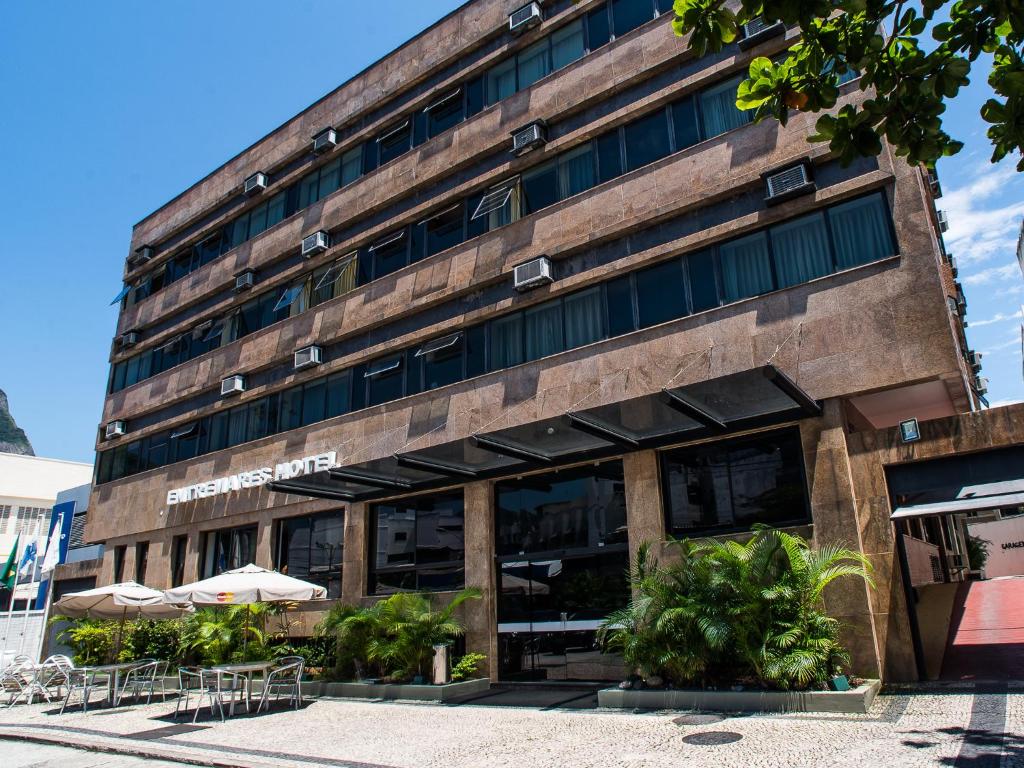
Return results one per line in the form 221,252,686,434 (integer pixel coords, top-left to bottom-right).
370,492,465,594
551,19,586,69
202,525,257,578
699,76,753,137
370,231,409,279
770,211,832,288
635,259,687,328
364,356,404,407
171,535,188,588
0,506,11,535
135,541,149,584
524,300,564,361
828,193,895,270
312,254,358,306
489,313,524,371
486,57,517,105
471,179,520,230
419,206,464,260
517,39,551,91
378,121,412,165
686,249,719,312
564,287,604,348
113,545,126,583
719,231,774,302
611,0,656,37
623,109,672,172
416,333,464,391
277,512,344,599
662,429,809,537
424,89,464,139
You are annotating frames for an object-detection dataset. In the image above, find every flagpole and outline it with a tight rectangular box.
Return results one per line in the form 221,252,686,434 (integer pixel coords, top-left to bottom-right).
17,536,37,655
34,577,54,663
35,511,63,662
3,540,23,656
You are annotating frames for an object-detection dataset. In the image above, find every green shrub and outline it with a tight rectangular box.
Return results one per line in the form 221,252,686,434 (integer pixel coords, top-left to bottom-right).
119,619,184,664
598,527,873,691
57,620,118,666
966,534,991,571
450,652,486,682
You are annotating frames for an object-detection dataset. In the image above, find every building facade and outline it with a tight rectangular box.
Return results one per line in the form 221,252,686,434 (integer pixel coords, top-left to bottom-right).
89,0,991,682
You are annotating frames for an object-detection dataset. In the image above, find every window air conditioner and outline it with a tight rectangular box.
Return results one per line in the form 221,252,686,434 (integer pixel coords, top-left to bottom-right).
509,2,542,34
294,345,323,370
968,351,983,371
976,376,989,396
513,256,554,291
105,421,127,440
937,209,949,232
764,164,814,202
119,330,139,348
221,375,246,396
244,172,268,196
301,231,330,257
928,170,942,198
511,121,547,156
948,255,958,278
234,270,256,292
312,128,337,154
739,16,785,49
128,245,154,266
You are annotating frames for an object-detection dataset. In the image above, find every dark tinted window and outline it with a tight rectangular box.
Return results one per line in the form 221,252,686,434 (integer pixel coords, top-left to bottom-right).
371,233,409,279
635,259,687,328
686,249,719,312
672,95,701,150
586,6,611,48
623,110,671,172
202,525,257,577
422,206,464,258
277,511,344,599
378,121,412,165
605,275,636,337
366,358,404,407
425,90,464,138
611,0,654,36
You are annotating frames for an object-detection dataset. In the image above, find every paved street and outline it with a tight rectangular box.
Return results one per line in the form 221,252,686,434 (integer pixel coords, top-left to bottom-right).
0,684,1020,767
8,739,187,768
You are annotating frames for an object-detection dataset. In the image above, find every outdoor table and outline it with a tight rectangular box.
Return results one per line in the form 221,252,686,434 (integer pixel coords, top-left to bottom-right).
208,661,275,716
85,661,143,706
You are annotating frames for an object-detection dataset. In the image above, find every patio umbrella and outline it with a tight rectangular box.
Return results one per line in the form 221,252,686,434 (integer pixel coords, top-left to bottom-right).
163,564,327,659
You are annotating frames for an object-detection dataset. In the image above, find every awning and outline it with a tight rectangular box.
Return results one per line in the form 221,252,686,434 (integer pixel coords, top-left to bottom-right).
891,478,1024,520
271,365,820,503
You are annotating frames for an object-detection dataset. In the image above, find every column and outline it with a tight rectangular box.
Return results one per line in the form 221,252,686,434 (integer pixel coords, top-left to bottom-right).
622,449,666,563
341,502,368,605
462,480,498,681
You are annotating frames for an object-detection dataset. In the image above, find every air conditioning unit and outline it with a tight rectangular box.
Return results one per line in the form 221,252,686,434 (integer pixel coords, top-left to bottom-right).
764,164,814,203
968,351,983,371
294,345,323,370
221,375,246,396
513,255,554,291
312,127,337,154
928,170,942,198
127,245,154,267
509,2,542,34
976,376,989,396
511,120,547,156
949,255,958,278
105,421,127,440
738,16,785,49
936,209,949,232
234,270,256,292
119,330,139,348
301,231,330,257
244,172,268,196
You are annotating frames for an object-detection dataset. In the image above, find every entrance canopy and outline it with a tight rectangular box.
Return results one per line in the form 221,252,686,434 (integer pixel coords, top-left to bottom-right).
891,479,1024,520
268,365,820,502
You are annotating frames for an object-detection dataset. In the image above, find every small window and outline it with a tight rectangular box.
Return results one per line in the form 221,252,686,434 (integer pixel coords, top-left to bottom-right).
489,313,524,371
272,283,307,314
424,89,464,138
420,206,464,259
471,179,519,229
719,231,774,302
111,284,132,305
700,76,753,138
365,356,404,406
415,333,463,359
551,19,586,69
378,120,412,165
486,58,516,106
686,249,719,312
623,109,671,172
370,230,409,279
312,254,358,305
517,39,551,91
636,259,687,328
611,0,655,37
340,146,363,186
672,95,701,151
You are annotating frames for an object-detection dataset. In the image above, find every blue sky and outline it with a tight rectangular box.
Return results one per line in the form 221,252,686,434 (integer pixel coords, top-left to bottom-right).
0,2,1021,465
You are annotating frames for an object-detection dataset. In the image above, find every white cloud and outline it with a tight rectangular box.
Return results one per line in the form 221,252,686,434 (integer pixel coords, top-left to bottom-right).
969,308,1024,326
962,262,1021,286
986,397,1024,408
941,160,1024,267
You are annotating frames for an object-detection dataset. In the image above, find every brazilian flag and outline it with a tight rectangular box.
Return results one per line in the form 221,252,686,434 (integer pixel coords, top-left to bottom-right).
1,534,20,591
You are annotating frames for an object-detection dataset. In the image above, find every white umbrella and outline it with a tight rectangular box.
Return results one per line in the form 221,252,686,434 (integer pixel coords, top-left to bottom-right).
55,581,191,620
163,564,326,660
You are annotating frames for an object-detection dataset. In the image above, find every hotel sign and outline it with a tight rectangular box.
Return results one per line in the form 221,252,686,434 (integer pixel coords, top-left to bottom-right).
166,451,338,506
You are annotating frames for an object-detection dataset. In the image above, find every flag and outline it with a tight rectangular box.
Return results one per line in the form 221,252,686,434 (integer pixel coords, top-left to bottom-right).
17,538,37,579
1,534,19,590
40,512,63,574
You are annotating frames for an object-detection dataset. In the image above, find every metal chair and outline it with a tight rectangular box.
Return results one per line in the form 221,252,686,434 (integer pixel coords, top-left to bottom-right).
116,660,168,706
10,656,73,706
1,656,35,706
192,669,247,723
259,659,304,712
272,655,304,668
60,668,109,714
173,667,202,720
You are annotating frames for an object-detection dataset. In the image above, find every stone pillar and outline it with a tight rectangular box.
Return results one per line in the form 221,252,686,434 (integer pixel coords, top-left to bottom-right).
462,480,497,681
341,502,368,604
145,536,172,589
801,399,883,679
623,450,666,563
255,520,274,569
122,546,138,585
183,532,202,584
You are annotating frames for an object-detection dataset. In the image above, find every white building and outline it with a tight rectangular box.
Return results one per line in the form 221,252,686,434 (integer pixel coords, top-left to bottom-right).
0,452,92,605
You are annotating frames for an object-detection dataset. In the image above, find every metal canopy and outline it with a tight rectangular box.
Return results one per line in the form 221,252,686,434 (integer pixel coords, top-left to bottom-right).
891,492,1024,520
269,365,820,504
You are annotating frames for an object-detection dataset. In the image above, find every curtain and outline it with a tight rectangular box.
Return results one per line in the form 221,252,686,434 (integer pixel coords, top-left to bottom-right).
720,232,773,302
551,19,585,70
700,77,752,138
487,59,516,105
341,146,362,186
517,39,551,91
830,194,895,269
770,212,832,288
564,288,604,348
524,301,564,361
490,314,524,370
558,145,595,200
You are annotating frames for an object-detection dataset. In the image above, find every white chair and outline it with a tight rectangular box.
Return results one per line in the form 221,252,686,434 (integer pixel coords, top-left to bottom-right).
60,668,109,714
1,656,35,706
116,660,168,706
259,659,304,712
10,656,73,706
193,669,247,723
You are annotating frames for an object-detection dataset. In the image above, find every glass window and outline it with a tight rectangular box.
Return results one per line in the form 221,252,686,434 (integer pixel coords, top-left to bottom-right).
203,525,257,578
662,430,808,537
521,160,559,215
470,179,519,230
319,158,342,199
326,371,351,418
605,275,636,337
301,380,326,426
266,191,286,228
564,287,604,348
558,144,595,200
587,6,611,49
524,300,564,361
370,492,465,594
489,313,524,370
517,39,551,91
227,406,248,447
686,249,719,312
623,109,671,172
171,535,188,588
595,131,623,183
247,395,276,441
486,58,516,105
552,19,586,69
371,231,409,279
378,121,412,165
421,206,464,258
229,213,250,248
611,0,654,37
418,333,464,391
299,171,320,209
635,259,687,328
279,387,303,432
425,89,464,138
672,95,701,150
719,231,774,302
312,254,358,306
465,76,485,117
365,356,404,407
770,211,833,288
277,512,344,599
700,76,753,137
828,193,895,269
341,146,363,186
249,201,269,237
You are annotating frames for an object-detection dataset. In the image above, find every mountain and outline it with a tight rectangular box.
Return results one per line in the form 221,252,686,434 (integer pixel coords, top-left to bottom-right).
0,389,33,456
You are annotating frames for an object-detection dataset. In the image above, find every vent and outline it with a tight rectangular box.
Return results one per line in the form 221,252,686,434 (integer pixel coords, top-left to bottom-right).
513,256,554,291
104,421,126,440
937,209,949,232
301,231,330,257
738,16,785,49
128,245,154,267
312,127,337,154
119,330,139,348
509,2,542,34
968,351,983,371
234,270,256,292
764,164,813,202
244,172,268,196
511,121,547,156
294,345,323,370
221,375,246,396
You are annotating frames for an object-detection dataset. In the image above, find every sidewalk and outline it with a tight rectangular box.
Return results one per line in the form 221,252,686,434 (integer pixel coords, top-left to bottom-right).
1,684,1021,768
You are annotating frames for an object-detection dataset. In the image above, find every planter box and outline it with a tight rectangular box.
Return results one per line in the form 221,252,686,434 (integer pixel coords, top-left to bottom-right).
305,677,489,702
598,680,881,714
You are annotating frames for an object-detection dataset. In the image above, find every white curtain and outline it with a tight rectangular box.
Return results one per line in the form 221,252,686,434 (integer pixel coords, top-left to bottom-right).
490,315,524,370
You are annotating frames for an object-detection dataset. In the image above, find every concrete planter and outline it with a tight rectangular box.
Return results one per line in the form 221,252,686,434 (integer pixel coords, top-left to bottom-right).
305,677,489,702
598,680,881,713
